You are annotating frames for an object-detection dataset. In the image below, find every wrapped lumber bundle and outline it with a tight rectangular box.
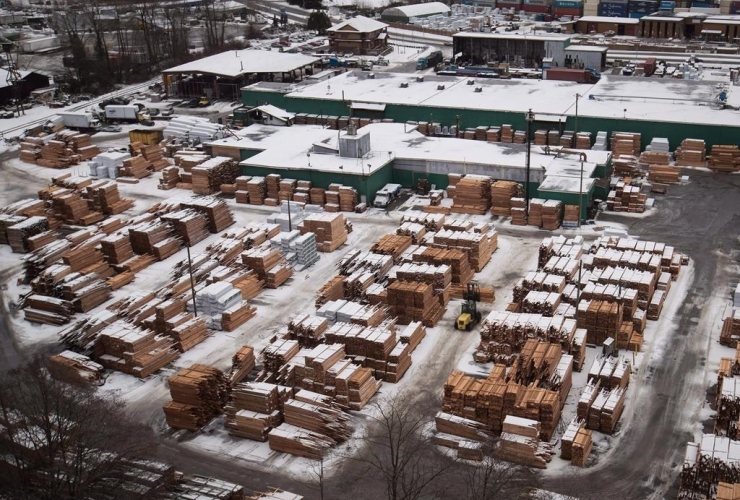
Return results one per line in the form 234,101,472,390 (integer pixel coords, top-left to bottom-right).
674,138,706,167
496,416,554,469
163,364,230,430
48,350,104,385
181,197,235,233
268,423,334,459
229,345,256,385
24,295,74,325
450,175,492,215
298,213,348,253
490,181,523,217
94,321,180,377
161,209,210,246
247,177,267,205
191,157,239,195
386,280,445,326
708,145,740,173
7,216,49,253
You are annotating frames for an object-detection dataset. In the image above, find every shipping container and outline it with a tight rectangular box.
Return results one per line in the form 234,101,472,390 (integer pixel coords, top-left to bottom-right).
554,6,584,14
629,11,648,16
659,1,676,8
525,0,553,5
555,0,583,7
732,1,740,13
599,2,629,15
497,0,523,5
544,68,599,83
523,4,552,11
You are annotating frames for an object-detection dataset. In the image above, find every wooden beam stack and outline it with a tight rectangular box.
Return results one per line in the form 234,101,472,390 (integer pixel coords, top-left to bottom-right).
674,138,706,167
610,132,641,158
48,350,104,385
708,145,740,173
191,157,239,195
386,281,446,326
450,175,492,215
229,345,256,385
94,321,180,378
370,234,412,261
490,181,523,217
298,213,348,253
181,198,235,233
163,364,230,430
648,165,680,184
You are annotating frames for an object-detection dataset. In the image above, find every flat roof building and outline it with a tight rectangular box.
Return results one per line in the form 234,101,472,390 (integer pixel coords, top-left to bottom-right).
162,50,318,100
381,3,451,23
453,32,572,68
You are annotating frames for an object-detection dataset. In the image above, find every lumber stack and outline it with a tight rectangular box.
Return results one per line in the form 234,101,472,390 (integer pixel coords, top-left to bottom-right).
159,167,181,190
47,350,104,385
94,321,180,378
7,216,49,253
191,157,239,195
221,300,257,331
386,280,446,326
242,244,292,287
338,186,359,212
129,221,174,255
607,179,647,213
496,416,554,469
490,181,523,217
120,156,151,179
541,200,562,230
181,198,235,233
268,423,334,459
24,294,74,325
571,427,593,466
315,275,346,308
576,300,622,346
639,151,671,166
298,213,348,253
432,229,494,272
371,234,412,261
501,124,514,143
708,145,740,173
720,310,740,348
412,247,474,286
247,177,267,205
674,138,706,167
229,345,256,385
140,144,170,171
163,364,230,430
450,175,492,215
647,165,680,184
610,132,641,158
162,209,210,246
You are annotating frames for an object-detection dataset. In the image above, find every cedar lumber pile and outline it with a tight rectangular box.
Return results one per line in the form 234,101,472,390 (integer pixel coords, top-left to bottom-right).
163,364,230,430
450,175,492,215
674,138,706,167
298,213,348,253
47,350,104,385
191,157,239,195
229,345,256,385
647,165,680,184
708,145,740,173
491,181,523,217
94,321,180,378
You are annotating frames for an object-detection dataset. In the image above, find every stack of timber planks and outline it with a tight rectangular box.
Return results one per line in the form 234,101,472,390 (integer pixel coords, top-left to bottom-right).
496,416,555,469
298,213,348,253
491,181,523,217
94,321,180,378
610,132,641,158
647,165,680,184
163,364,230,430
191,157,239,195
229,345,256,385
450,175,492,215
708,145,740,173
47,350,104,385
674,138,706,167
607,179,647,213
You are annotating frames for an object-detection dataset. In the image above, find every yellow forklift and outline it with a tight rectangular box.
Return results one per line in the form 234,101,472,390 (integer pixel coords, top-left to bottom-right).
456,281,482,331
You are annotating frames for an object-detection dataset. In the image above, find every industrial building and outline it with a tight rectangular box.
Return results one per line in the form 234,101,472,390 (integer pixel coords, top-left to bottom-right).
575,16,640,36
206,121,609,217
0,68,50,105
327,16,388,55
452,32,572,68
162,49,318,101
240,69,739,152
381,2,452,23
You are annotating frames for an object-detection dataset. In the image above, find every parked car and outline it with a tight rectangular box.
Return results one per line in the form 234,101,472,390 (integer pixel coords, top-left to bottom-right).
161,108,174,117
187,98,200,108
101,125,122,133
148,108,160,116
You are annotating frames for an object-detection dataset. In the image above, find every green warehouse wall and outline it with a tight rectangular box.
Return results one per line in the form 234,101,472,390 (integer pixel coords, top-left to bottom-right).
244,90,740,151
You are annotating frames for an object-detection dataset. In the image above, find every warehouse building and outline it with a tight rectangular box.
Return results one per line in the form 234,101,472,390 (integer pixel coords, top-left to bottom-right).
575,16,640,36
453,32,572,68
381,2,452,23
240,69,740,151
162,49,318,101
327,16,388,55
205,121,609,217
0,68,50,105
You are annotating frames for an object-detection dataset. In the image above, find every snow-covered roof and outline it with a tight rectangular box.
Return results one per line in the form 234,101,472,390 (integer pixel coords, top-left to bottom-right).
280,70,740,128
327,16,387,33
163,49,319,78
0,68,31,89
566,45,608,52
383,2,451,18
639,15,682,21
577,16,640,24
252,104,295,121
452,32,572,42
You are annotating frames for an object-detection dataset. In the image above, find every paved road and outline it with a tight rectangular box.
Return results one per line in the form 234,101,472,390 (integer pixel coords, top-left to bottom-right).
542,170,740,499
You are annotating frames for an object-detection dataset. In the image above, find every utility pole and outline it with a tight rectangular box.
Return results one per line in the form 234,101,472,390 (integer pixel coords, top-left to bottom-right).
578,152,587,227
525,110,532,220
185,243,198,317
574,93,580,135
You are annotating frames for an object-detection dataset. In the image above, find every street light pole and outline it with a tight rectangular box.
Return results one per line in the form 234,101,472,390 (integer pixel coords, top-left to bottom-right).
578,152,587,227
574,93,580,136
186,243,198,317
525,109,534,223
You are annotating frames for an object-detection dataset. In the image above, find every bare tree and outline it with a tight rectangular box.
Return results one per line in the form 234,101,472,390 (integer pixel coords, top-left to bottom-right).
201,1,228,53
308,449,329,500
0,358,155,499
464,441,520,500
349,394,454,500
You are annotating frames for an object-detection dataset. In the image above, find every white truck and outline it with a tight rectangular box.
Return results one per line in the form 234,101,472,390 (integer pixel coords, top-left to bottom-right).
373,183,402,208
58,111,101,130
104,105,149,123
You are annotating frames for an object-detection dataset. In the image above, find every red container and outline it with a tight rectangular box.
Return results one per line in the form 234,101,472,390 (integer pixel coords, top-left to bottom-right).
553,6,583,15
523,4,552,12
545,68,596,83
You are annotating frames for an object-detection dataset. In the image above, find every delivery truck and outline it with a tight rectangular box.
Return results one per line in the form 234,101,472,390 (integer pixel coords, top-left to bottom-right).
373,184,402,208
416,50,443,71
58,111,101,130
104,104,150,123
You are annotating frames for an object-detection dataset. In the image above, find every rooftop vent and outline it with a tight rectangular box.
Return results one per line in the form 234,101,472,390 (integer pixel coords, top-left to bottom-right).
416,76,424,82
437,84,445,90
467,79,475,85
400,82,409,88
474,87,483,93
368,72,375,79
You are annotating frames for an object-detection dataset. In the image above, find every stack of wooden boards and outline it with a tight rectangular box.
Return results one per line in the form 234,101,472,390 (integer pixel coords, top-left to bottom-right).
674,138,706,167
607,179,647,213
47,350,104,385
560,418,592,466
708,145,740,173
497,416,555,469
491,181,523,217
449,174,491,215
648,165,680,184
163,364,230,430
298,213,348,252
610,132,641,158
720,310,740,347
20,131,100,168
191,156,240,195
